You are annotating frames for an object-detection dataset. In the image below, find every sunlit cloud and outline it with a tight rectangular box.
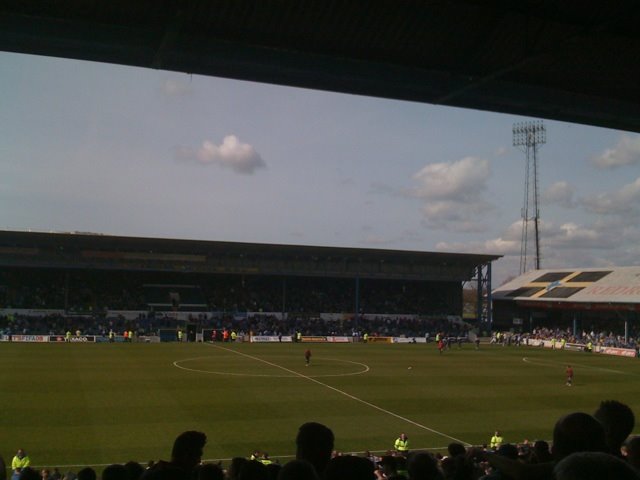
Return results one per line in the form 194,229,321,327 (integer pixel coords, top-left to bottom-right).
592,134,640,169
162,78,193,96
580,177,640,216
543,181,575,208
174,135,266,174
408,156,492,232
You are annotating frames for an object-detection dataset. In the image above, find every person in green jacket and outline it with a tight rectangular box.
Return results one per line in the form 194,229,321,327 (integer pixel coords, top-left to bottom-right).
490,430,503,449
11,449,30,477
394,433,409,454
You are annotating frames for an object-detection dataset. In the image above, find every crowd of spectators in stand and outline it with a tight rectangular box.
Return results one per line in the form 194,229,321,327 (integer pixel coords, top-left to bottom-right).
0,270,459,317
0,311,470,341
526,325,639,350
3,269,639,348
3,309,640,357
490,324,640,351
5,401,640,480
0,269,471,339
4,310,640,350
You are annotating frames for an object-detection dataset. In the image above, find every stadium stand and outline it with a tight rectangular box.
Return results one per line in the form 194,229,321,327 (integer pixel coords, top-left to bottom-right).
0,232,496,341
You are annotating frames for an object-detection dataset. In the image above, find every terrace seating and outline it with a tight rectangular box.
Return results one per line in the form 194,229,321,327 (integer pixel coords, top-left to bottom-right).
2,270,467,318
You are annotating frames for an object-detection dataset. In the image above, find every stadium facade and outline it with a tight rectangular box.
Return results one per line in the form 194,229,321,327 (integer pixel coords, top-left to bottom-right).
0,230,499,322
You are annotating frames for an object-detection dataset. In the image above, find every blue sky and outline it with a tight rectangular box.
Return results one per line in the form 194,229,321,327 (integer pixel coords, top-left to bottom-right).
2,52,640,285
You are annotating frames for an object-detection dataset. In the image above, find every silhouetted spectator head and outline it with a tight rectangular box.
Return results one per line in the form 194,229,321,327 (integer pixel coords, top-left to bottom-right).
77,468,96,480
19,467,40,480
394,456,407,473
277,460,319,480
378,456,397,478
496,443,519,460
531,440,552,463
196,463,224,480
295,422,334,475
624,436,640,471
102,465,128,480
594,400,635,455
324,456,375,480
238,460,268,480
62,471,77,480
446,454,473,480
124,462,144,480
447,443,466,458
228,458,250,480
171,431,207,471
407,452,443,480
265,463,281,480
553,452,640,480
439,457,455,480
552,412,607,460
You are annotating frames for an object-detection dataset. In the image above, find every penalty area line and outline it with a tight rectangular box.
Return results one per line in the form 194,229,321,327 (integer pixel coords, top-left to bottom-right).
207,343,471,446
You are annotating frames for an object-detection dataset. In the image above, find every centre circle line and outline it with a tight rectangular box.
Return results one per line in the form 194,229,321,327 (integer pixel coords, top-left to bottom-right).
173,354,369,377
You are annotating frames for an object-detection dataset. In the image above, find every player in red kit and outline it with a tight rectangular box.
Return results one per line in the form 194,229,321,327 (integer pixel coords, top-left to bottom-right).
566,365,574,386
305,349,312,366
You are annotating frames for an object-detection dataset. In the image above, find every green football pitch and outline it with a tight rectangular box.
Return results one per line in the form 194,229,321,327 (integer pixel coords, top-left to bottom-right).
2,341,640,470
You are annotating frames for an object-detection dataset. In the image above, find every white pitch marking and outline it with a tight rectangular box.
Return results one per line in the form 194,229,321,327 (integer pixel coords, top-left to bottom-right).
173,355,370,378
205,343,471,446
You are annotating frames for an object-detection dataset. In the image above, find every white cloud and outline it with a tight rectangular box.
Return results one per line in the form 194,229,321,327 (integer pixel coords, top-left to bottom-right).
420,200,492,233
592,134,640,169
359,229,424,246
436,220,523,256
503,220,524,241
436,236,519,256
542,217,640,268
421,200,461,219
411,156,489,200
436,212,640,285
174,135,266,174
162,78,193,96
437,219,609,258
543,181,575,208
409,156,492,231
495,146,508,156
361,234,393,245
543,221,606,249
580,177,640,216
484,237,520,255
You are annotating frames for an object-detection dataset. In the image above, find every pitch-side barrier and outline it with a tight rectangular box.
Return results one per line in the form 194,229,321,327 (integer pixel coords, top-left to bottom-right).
524,338,637,358
4,334,634,358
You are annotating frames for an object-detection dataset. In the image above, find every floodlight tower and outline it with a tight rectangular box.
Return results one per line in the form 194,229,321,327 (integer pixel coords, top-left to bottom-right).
513,121,546,274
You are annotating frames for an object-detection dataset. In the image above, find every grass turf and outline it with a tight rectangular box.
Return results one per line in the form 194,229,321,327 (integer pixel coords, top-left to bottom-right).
2,341,640,469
